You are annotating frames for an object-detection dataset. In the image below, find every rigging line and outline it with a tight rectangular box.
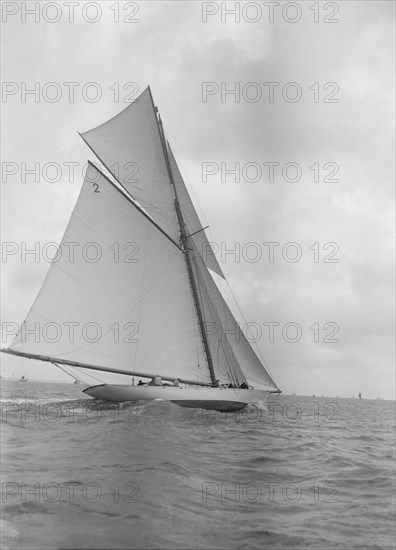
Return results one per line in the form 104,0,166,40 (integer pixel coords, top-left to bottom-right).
224,279,278,387
55,363,129,386
189,259,212,386
192,254,230,385
166,136,212,235
194,261,245,387
187,226,210,239
188,263,204,382
191,241,249,385
53,363,88,385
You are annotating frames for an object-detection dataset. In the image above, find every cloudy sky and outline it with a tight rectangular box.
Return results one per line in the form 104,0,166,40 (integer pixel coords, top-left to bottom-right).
1,1,394,399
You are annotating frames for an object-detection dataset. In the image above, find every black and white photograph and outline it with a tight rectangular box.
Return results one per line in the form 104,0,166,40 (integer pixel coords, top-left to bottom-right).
1,1,395,549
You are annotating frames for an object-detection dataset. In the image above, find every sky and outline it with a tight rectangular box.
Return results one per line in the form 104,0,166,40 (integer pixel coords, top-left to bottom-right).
1,1,395,399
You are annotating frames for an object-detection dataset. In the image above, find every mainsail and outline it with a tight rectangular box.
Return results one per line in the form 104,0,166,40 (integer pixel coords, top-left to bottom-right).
4,86,279,393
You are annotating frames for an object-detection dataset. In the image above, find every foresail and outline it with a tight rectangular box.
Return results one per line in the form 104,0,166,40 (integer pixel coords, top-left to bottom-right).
8,165,210,384
80,87,179,242
168,145,225,279
190,242,279,391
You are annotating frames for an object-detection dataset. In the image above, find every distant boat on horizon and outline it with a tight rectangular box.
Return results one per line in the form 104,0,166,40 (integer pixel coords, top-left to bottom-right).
358,392,362,399
19,375,28,382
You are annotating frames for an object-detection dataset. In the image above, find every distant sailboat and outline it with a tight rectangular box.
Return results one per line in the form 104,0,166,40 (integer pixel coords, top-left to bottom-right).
0,86,280,412
358,392,362,399
19,375,28,382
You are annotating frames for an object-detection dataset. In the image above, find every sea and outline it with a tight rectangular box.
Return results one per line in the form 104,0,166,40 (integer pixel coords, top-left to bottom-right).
0,380,395,550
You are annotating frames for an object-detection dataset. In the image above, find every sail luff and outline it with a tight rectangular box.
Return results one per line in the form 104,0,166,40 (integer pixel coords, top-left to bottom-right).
0,348,212,386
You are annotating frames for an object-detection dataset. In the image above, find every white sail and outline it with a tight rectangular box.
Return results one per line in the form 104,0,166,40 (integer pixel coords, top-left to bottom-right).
80,87,179,242
167,145,225,279
190,241,279,391
8,165,210,384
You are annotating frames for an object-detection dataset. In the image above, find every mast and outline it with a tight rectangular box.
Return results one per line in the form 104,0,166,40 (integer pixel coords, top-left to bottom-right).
150,92,216,385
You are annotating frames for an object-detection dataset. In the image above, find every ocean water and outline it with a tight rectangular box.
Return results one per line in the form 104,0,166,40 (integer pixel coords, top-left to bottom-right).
1,380,394,550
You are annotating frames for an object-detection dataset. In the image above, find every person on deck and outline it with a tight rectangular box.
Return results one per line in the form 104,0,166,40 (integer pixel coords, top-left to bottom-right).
148,376,162,386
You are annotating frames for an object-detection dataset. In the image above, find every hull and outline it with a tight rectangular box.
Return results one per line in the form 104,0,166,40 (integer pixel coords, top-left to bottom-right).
83,384,268,412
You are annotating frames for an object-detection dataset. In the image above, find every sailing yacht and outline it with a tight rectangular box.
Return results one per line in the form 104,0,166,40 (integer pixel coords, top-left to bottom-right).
1,86,280,412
